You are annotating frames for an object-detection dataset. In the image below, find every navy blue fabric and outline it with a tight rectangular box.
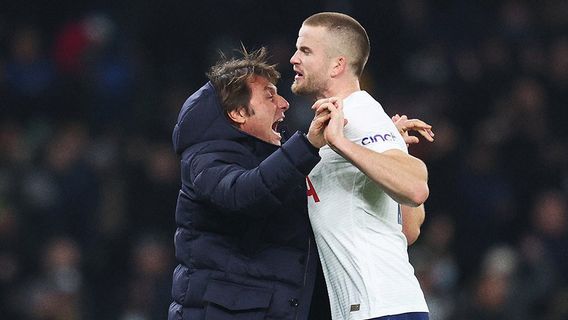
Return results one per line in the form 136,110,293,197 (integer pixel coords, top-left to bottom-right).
369,312,429,320
169,82,322,320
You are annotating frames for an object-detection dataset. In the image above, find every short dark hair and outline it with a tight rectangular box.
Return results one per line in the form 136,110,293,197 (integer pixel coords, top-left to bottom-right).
207,47,280,119
303,12,370,77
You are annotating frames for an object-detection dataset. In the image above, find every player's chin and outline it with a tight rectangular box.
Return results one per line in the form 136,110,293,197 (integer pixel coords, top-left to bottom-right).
268,138,282,146
291,81,303,94
291,83,307,95
265,131,282,146
270,131,282,146
272,133,282,146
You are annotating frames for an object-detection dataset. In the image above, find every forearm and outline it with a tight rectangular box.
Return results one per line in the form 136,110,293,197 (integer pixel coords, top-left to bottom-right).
330,137,429,206
402,204,425,245
192,133,320,213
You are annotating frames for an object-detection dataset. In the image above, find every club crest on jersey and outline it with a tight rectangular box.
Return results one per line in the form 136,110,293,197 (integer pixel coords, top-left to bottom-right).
361,131,397,146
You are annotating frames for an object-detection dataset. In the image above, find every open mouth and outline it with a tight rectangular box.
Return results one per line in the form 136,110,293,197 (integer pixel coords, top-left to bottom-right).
272,119,284,137
294,69,304,79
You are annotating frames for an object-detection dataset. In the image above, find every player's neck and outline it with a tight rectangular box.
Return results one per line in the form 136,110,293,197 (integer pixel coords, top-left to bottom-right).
318,79,361,101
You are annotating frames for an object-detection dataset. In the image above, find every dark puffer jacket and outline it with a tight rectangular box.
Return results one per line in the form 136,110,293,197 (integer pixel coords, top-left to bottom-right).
168,82,321,320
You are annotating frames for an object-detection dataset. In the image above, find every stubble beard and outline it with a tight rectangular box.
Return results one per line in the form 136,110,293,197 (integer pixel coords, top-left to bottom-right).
291,75,325,98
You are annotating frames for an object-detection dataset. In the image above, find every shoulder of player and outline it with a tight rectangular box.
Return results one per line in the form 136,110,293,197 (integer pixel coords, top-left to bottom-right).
344,91,385,112
343,100,390,127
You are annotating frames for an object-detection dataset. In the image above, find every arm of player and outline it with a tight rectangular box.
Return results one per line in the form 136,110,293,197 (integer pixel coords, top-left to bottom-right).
402,204,425,245
324,102,429,207
190,133,320,216
392,114,433,244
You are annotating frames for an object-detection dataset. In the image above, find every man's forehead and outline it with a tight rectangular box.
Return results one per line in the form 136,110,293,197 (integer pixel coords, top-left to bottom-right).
249,76,277,92
296,25,331,47
298,25,328,39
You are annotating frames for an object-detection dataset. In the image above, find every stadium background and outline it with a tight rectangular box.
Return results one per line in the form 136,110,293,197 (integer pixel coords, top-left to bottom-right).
1,0,567,319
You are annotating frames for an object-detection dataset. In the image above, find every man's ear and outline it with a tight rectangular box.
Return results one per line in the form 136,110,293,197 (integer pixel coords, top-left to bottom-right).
228,107,247,125
330,56,346,78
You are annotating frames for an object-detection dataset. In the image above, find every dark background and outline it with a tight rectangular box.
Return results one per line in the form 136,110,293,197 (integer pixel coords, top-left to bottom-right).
1,0,567,319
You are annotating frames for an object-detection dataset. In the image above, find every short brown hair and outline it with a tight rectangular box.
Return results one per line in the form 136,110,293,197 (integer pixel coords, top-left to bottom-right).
303,12,370,77
207,47,280,119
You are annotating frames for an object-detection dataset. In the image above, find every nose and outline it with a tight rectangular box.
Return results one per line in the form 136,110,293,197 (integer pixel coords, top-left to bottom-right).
290,50,299,65
277,95,290,111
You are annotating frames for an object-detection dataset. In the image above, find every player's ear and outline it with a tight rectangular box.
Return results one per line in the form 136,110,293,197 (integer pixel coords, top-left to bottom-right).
228,106,248,125
330,56,346,78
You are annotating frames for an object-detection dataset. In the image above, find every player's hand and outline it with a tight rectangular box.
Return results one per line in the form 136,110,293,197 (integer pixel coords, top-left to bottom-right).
323,99,348,150
306,98,337,148
392,114,434,146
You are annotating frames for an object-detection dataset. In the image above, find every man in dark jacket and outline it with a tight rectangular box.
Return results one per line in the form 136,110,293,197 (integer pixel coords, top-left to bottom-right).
168,47,336,319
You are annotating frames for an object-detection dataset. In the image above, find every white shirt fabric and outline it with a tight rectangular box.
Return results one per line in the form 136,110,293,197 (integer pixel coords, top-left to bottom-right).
307,91,428,320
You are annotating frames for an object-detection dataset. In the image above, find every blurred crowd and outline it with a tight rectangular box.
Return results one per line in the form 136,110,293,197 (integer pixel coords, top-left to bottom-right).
0,0,567,319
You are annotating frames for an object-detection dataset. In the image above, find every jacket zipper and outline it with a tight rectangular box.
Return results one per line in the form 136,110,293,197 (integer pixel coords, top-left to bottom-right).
296,235,311,320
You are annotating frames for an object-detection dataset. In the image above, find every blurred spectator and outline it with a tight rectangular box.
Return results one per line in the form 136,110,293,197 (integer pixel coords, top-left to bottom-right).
0,205,25,318
454,131,516,279
453,245,519,320
21,122,100,250
17,237,88,320
125,141,177,238
53,13,135,131
527,190,568,285
117,236,172,320
410,213,459,320
4,25,56,120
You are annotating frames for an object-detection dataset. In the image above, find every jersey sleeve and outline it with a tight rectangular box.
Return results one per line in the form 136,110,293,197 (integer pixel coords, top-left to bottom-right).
343,101,408,154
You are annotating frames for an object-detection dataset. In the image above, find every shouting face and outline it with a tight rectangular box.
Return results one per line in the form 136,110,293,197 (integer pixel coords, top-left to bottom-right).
233,76,289,146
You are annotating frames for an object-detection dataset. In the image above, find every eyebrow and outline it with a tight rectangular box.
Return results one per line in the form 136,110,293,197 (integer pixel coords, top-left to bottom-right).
266,85,277,95
298,45,312,53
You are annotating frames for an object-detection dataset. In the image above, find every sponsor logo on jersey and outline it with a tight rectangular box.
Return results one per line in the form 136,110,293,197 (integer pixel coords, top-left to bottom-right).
361,131,397,145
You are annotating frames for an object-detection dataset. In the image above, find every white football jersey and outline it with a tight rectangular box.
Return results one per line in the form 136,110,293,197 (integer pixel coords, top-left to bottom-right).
307,91,428,320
